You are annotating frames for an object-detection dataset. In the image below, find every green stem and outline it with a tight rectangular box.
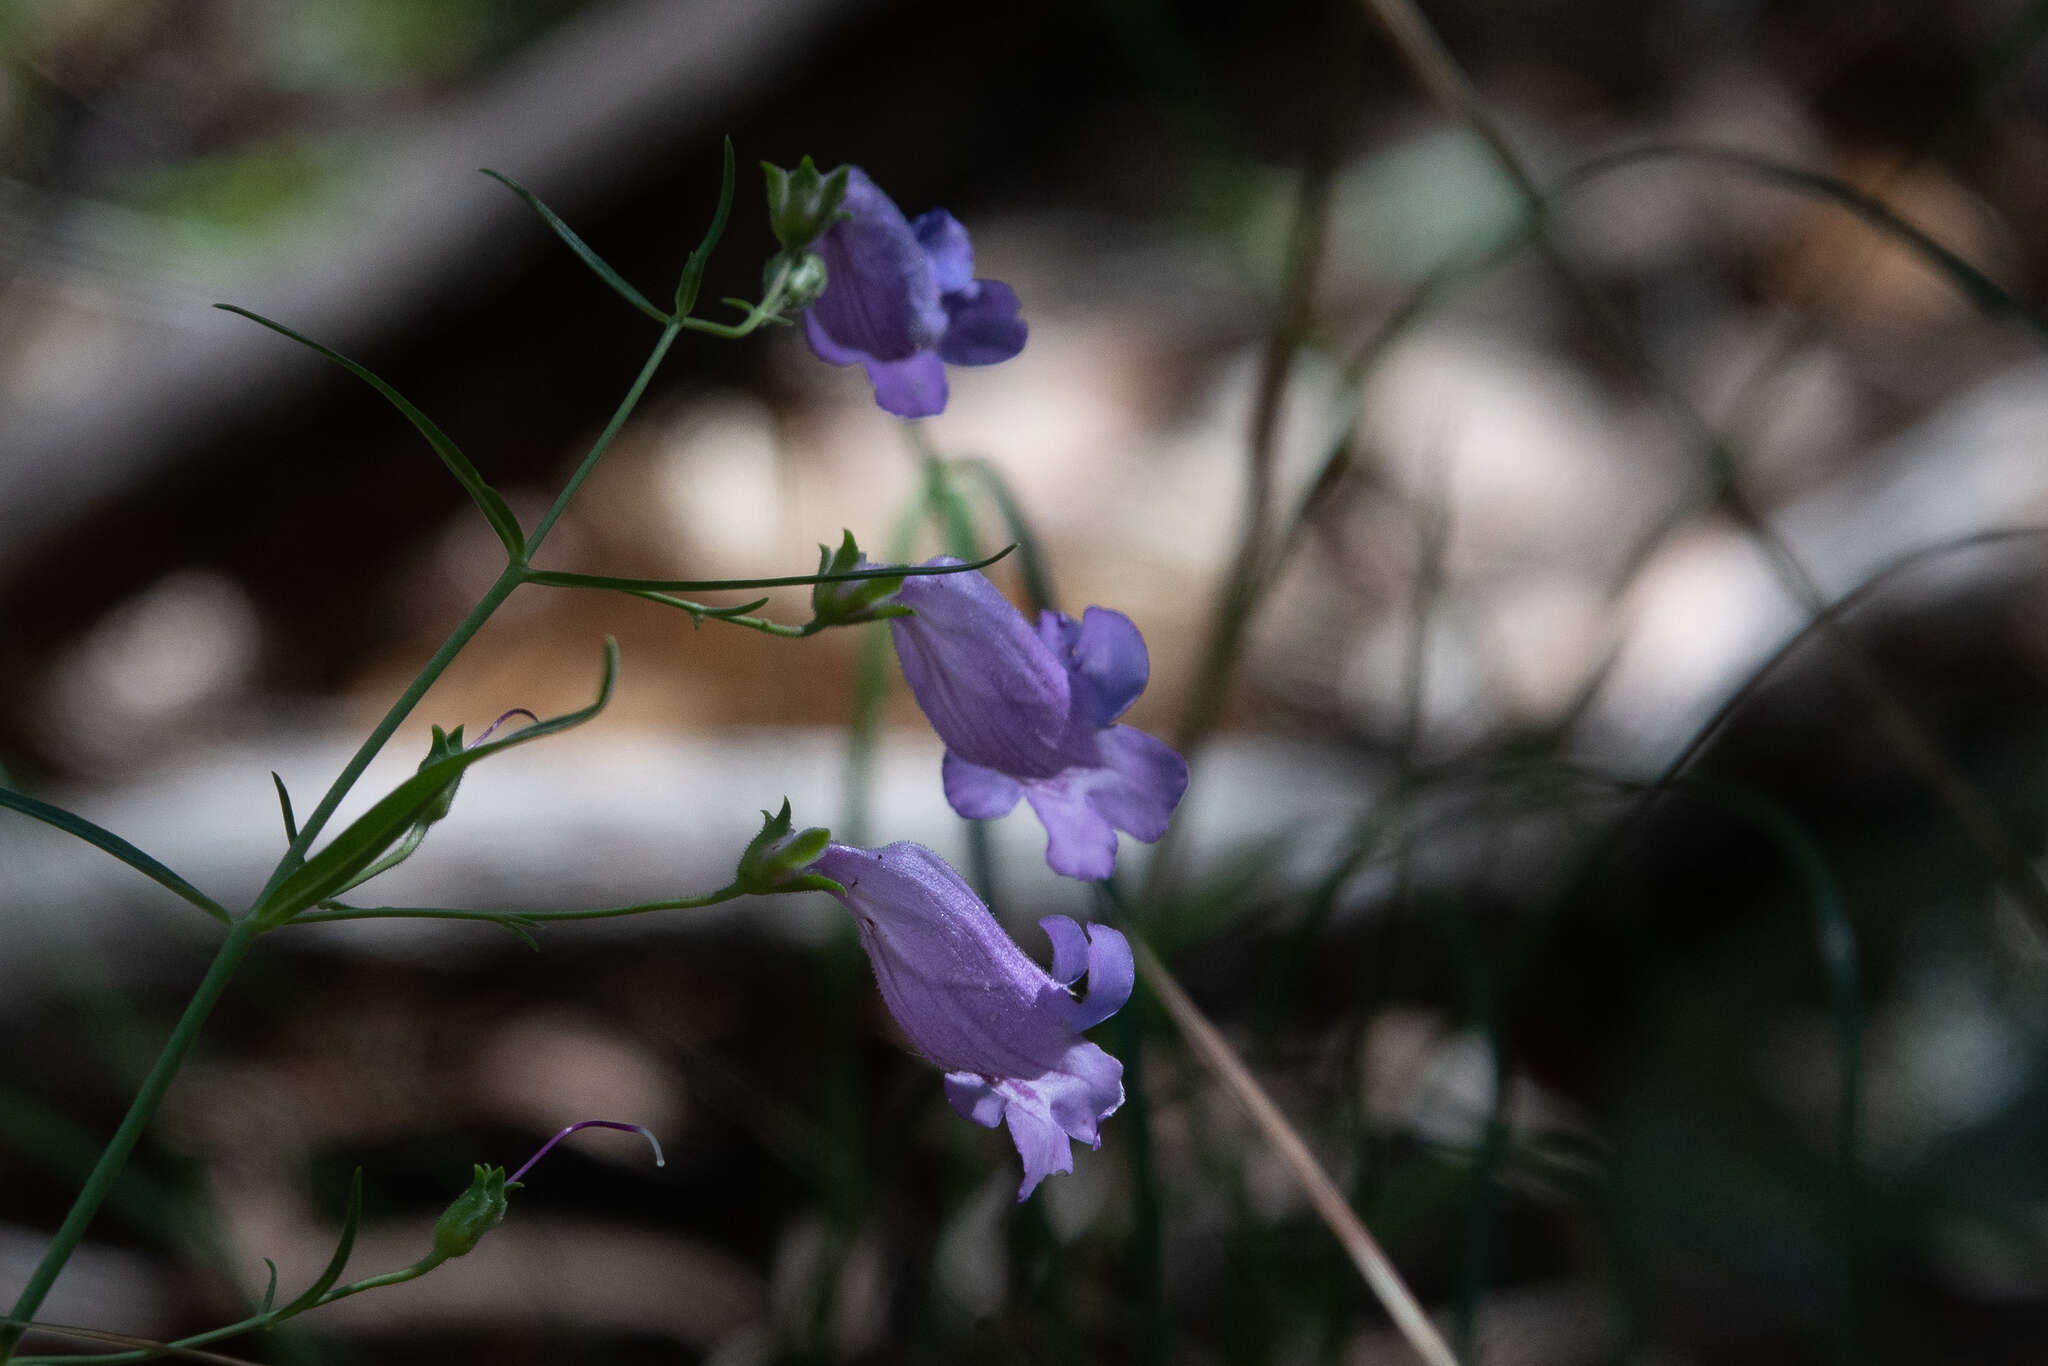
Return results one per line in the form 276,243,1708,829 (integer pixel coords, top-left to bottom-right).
524,548,1014,596
260,563,523,896
9,1253,447,1365
317,1255,443,1305
293,885,744,926
529,320,683,551
6,316,696,1363
0,919,263,1361
676,253,798,339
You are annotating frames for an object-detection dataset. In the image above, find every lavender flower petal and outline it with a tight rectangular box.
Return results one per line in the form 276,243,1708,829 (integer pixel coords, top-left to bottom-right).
1040,606,1150,727
936,281,1028,366
799,168,1025,416
892,562,1072,777
942,750,1025,820
803,308,868,366
1040,917,1134,1032
812,840,1128,1199
888,562,1188,880
1024,777,1122,882
945,1072,1007,1127
805,169,945,364
1040,915,1093,985
1000,1090,1076,1197
912,209,975,293
1083,725,1188,843
862,351,950,419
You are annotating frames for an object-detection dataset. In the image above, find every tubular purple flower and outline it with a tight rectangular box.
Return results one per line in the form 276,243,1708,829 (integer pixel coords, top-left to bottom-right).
889,561,1189,881
802,167,1026,418
812,841,1132,1199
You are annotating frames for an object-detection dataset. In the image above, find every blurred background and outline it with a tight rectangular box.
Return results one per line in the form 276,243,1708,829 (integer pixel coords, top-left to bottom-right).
6,0,2048,1361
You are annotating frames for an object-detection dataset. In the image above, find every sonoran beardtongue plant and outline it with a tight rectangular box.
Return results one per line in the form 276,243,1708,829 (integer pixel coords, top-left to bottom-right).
810,840,1132,1199
889,560,1189,881
797,166,1027,418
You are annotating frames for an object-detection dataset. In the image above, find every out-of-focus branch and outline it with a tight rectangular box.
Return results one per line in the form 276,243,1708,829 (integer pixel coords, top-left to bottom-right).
1354,0,2048,931
1130,933,1462,1366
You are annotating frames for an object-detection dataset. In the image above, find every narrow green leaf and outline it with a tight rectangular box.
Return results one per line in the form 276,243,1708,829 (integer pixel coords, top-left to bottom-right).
954,458,1060,616
277,1168,362,1318
481,168,671,325
259,1259,277,1314
270,773,298,845
257,641,620,924
491,916,542,952
676,136,737,316
215,305,526,558
0,786,229,924
706,595,772,617
919,450,980,559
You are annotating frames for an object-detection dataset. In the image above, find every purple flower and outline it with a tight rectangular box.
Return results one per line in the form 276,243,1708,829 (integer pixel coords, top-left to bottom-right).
812,840,1132,1199
803,168,1026,419
890,562,1189,881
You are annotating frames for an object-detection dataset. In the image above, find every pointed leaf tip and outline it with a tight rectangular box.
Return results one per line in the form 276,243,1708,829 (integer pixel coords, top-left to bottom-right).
484,168,671,325
279,1168,362,1316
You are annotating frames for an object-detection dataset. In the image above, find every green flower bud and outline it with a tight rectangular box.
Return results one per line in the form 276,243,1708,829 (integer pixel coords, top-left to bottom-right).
413,724,467,829
736,800,839,895
432,1164,511,1262
774,250,828,311
761,156,850,252
809,531,910,629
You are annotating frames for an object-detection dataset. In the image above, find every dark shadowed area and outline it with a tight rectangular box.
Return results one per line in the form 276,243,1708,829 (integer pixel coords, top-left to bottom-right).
7,0,2048,1362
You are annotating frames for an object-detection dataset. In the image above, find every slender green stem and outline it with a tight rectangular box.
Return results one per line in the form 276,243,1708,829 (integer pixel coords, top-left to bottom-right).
7,1317,258,1365
1174,150,1332,760
6,314,698,1363
259,563,524,896
677,253,799,339
9,1252,447,1365
605,589,817,636
524,548,1014,596
529,320,683,551
1112,995,1166,1366
293,885,744,926
271,313,690,878
0,919,263,1361
317,1257,442,1305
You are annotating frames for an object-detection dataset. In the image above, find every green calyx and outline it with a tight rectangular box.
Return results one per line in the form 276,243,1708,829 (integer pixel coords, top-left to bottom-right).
432,1164,513,1262
735,800,839,896
761,156,849,253
808,531,910,629
413,724,468,828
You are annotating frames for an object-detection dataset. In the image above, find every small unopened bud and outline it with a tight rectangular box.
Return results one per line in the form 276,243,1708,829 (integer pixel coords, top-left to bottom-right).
412,724,467,828
774,250,829,310
736,800,838,895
